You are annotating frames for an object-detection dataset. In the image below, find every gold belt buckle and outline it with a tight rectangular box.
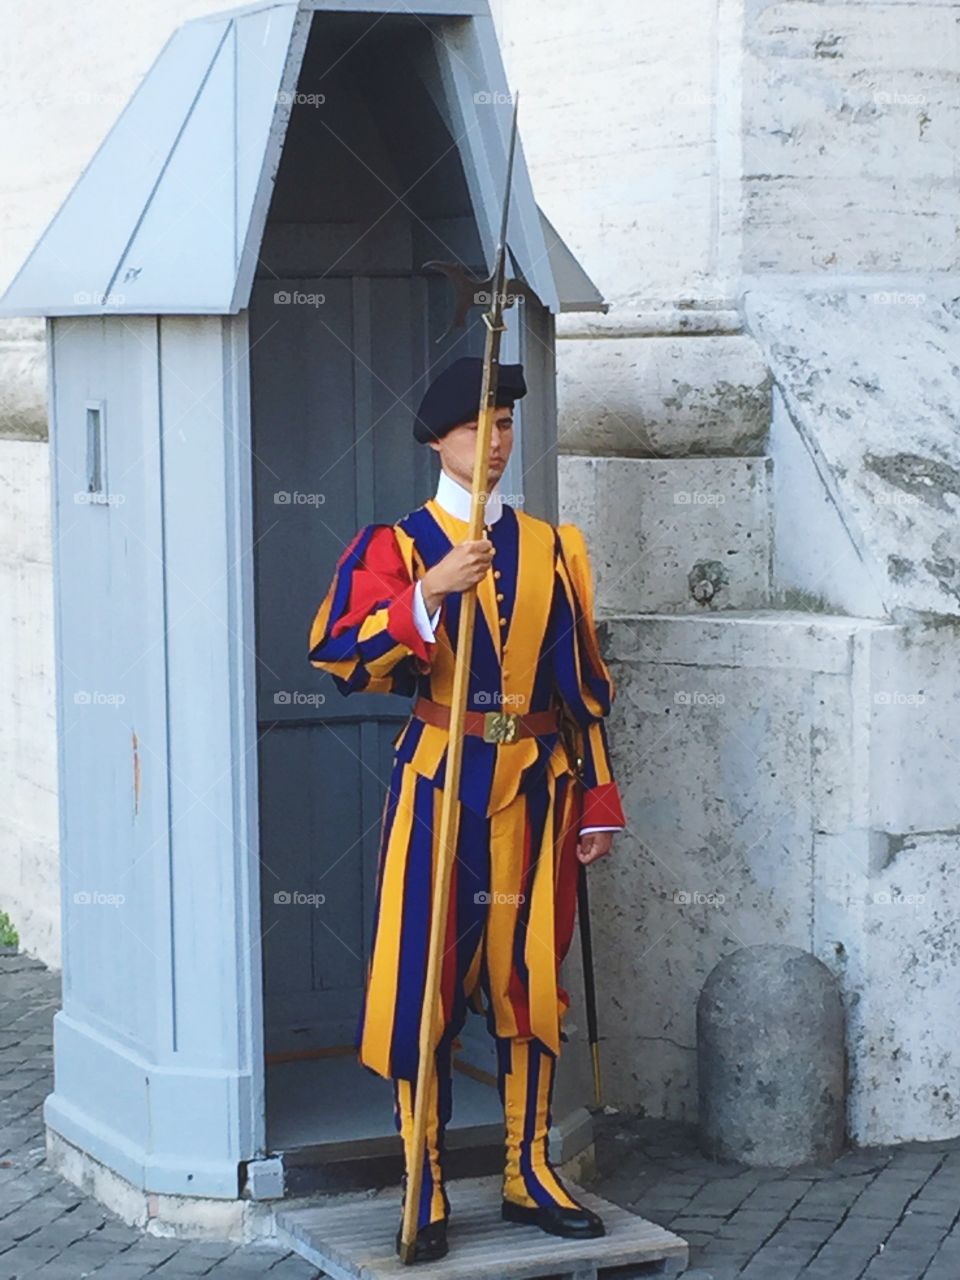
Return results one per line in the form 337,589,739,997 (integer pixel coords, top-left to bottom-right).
483,710,519,743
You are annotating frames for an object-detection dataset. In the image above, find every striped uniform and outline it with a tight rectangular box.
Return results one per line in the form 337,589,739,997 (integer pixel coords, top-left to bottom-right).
308,496,625,1225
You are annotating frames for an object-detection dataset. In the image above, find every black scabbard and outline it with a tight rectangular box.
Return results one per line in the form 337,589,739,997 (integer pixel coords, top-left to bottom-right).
560,709,603,1106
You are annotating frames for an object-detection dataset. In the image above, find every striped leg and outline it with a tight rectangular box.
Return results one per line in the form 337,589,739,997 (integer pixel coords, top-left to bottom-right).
497,1035,581,1211
392,1035,453,1230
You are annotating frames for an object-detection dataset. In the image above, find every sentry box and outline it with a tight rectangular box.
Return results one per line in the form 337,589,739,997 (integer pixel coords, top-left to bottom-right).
0,0,606,1206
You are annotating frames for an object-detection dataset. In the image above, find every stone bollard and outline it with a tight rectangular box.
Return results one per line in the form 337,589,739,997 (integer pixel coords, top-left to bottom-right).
697,944,845,1166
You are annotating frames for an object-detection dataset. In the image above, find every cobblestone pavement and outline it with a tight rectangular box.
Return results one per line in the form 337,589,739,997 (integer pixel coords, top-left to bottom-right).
592,1113,960,1278
4,949,960,1279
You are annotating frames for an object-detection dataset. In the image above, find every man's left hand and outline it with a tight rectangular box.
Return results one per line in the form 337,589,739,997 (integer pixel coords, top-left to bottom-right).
576,830,615,865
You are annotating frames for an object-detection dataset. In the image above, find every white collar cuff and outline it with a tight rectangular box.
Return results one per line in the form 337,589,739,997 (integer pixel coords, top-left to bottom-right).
434,468,503,524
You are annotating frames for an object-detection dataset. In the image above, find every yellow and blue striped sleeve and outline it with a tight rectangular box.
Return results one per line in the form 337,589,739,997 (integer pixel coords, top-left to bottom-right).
555,522,627,830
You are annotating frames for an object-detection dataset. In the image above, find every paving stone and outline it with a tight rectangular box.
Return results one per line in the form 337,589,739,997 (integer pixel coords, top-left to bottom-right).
632,1198,692,1222
88,1226,142,1247
828,1218,891,1248
742,1180,811,1212
799,1244,879,1277
860,1257,930,1279
692,1254,754,1276
174,1242,236,1260
720,1208,787,1231
749,1241,818,1261
202,1247,293,1275
111,1239,186,1262
679,1268,743,1280
847,1184,919,1220
738,1257,807,1280
87,1268,165,1280
17,1266,91,1280
152,1252,223,1275
831,1151,892,1177
790,1200,850,1224
691,1244,757,1264
926,1262,960,1280
684,1183,758,1214
926,1227,960,1255
794,1183,870,1215
0,1242,64,1272
768,1219,834,1248
787,1164,838,1180
24,1218,92,1249
48,1238,126,1266
669,1215,731,1233
262,1255,324,1279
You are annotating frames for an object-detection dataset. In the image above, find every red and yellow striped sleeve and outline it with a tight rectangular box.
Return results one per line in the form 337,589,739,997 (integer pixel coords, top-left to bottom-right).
308,523,435,695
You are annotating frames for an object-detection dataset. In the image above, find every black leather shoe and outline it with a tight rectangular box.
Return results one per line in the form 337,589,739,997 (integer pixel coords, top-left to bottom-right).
395,1217,449,1262
502,1197,606,1238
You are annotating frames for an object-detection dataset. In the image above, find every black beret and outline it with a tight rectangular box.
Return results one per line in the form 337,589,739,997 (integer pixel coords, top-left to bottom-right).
413,356,527,443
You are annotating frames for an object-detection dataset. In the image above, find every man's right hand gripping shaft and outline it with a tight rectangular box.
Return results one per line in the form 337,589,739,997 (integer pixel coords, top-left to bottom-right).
420,539,494,615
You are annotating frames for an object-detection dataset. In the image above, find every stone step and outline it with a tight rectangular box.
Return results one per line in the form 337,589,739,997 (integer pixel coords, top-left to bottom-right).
556,328,770,458
602,608,886,670
559,455,773,614
275,1174,688,1279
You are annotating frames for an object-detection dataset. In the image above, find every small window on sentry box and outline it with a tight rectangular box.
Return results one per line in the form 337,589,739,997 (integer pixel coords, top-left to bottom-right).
85,401,106,499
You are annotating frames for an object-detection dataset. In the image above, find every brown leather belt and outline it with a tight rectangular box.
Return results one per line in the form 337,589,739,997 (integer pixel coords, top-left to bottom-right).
413,695,559,745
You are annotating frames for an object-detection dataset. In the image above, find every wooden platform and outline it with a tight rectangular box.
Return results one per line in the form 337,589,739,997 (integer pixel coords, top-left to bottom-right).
275,1174,688,1279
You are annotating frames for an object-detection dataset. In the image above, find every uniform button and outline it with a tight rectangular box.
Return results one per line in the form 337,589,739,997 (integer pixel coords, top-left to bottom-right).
494,569,502,579
496,592,504,601
499,617,507,627
503,670,510,678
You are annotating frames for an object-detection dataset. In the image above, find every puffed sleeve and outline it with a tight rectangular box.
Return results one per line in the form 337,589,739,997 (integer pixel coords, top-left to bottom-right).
554,522,627,832
308,522,437,696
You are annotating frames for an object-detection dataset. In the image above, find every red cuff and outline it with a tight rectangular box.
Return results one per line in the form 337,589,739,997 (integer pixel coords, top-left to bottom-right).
581,781,626,829
386,580,435,664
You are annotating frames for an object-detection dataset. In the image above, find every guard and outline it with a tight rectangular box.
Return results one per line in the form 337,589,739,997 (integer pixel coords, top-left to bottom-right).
308,356,626,1262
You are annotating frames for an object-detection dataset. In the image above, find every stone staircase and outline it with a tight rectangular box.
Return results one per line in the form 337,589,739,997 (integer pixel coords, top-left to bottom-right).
554,295,960,1149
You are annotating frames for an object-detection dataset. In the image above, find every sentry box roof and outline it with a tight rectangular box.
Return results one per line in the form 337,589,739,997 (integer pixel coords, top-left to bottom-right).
0,0,605,318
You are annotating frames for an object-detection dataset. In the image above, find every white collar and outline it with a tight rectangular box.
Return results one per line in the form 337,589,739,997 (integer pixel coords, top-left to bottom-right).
434,468,503,525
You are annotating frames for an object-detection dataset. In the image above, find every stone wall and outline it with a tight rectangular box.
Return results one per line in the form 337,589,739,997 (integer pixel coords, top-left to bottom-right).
743,0,959,275
490,0,745,309
0,440,59,964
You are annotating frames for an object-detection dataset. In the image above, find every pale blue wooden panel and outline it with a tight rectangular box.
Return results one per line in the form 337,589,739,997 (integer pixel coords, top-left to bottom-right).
48,317,169,1058
1,24,229,316
113,34,238,311
537,208,606,313
249,275,357,710
235,5,306,273
157,315,264,1070
259,723,369,1049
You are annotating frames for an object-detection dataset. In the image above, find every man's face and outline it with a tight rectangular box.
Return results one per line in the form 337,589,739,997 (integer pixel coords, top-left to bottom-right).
429,407,514,493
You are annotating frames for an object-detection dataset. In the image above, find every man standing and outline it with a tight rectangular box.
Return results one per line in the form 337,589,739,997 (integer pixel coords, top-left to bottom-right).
308,355,626,1262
